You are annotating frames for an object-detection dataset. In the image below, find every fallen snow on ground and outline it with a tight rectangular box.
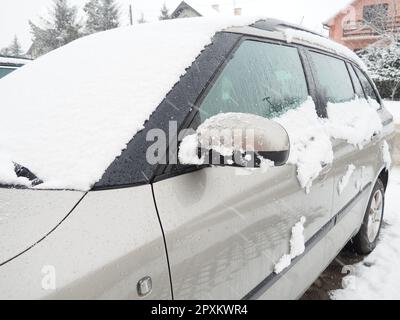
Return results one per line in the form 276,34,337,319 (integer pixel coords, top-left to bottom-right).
0,16,262,190
385,101,400,124
274,216,306,274
338,164,356,195
331,167,400,300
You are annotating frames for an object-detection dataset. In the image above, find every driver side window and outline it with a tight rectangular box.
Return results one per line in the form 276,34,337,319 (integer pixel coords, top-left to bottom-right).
199,40,309,123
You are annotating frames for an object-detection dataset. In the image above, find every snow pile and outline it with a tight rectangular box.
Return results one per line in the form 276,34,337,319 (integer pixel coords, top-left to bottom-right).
0,16,262,190
178,134,204,165
382,140,392,169
385,101,400,124
281,28,367,71
323,98,383,149
338,165,356,195
274,97,333,193
331,168,400,300
274,216,306,274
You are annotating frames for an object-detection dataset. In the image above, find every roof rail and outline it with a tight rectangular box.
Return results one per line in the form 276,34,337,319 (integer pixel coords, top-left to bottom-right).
251,18,325,38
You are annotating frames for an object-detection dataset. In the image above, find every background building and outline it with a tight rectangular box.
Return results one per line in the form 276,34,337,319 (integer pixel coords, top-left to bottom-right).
171,1,241,19
324,0,400,51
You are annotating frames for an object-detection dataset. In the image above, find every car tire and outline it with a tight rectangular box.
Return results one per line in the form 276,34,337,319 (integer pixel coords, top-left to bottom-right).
352,179,385,255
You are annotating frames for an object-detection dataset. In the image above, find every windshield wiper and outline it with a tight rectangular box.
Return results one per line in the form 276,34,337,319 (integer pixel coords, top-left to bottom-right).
14,163,43,186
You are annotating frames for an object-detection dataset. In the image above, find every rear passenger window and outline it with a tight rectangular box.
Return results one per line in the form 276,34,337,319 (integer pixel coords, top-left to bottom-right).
355,68,379,102
199,40,309,122
348,64,365,98
309,52,355,104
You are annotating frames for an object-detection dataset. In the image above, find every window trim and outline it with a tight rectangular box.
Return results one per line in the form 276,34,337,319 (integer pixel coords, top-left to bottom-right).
186,36,314,128
352,64,383,109
306,48,357,109
346,62,367,99
154,34,376,183
195,37,312,123
158,36,315,181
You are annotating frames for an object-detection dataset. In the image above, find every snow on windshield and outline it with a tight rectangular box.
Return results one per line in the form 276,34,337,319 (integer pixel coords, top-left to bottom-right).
0,16,260,191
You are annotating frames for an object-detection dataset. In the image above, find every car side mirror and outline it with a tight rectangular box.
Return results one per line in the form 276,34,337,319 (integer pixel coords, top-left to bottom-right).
179,113,290,168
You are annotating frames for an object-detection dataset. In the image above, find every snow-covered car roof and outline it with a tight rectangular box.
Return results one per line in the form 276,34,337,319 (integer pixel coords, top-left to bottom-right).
0,55,31,67
0,16,367,191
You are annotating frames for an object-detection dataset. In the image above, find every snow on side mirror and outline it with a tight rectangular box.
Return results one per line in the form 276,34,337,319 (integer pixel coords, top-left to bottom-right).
179,113,290,168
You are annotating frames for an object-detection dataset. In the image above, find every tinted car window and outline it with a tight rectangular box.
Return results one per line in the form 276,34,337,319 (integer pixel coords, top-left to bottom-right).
355,67,379,102
0,67,16,79
348,64,365,98
199,40,308,122
309,52,355,104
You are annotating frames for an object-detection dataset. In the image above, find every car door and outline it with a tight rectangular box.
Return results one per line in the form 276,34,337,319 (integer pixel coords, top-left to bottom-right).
307,52,377,258
152,39,335,299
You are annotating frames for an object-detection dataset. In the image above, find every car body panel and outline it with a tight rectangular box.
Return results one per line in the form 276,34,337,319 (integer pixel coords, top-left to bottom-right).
153,164,334,299
0,188,85,265
0,185,171,300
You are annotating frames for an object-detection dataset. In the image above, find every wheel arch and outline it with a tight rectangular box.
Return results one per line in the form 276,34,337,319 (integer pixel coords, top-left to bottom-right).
378,168,389,191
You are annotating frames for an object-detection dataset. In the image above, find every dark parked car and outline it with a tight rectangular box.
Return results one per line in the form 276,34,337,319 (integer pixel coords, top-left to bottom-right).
0,55,31,79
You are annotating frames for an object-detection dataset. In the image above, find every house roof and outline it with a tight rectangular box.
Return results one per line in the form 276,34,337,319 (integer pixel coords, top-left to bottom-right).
171,0,219,18
323,0,358,27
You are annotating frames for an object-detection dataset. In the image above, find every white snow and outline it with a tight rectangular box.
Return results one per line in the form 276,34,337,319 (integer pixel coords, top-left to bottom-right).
281,28,368,71
274,254,292,274
180,96,382,194
0,16,262,191
331,167,400,300
178,134,204,165
385,101,400,124
0,56,30,65
382,141,392,169
276,97,381,192
324,97,383,149
179,112,289,164
274,216,306,274
338,164,356,195
274,97,333,193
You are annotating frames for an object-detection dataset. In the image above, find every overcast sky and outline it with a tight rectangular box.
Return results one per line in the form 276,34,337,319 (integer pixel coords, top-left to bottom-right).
0,0,351,51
